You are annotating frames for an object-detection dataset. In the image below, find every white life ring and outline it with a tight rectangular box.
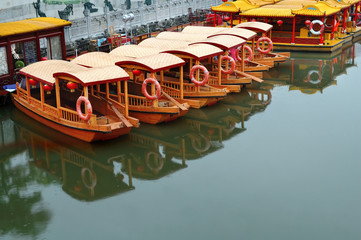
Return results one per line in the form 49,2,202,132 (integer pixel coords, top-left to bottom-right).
309,20,324,35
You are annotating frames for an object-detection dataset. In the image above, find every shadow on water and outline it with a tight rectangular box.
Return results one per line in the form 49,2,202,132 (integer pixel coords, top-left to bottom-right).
0,42,358,239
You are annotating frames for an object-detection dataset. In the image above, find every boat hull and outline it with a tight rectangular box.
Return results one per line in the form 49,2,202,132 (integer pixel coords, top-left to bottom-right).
13,97,131,142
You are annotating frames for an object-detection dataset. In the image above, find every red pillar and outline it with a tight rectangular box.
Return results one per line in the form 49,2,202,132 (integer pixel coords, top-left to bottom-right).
342,8,347,33
331,14,336,40
214,12,216,27
355,3,359,27
320,16,325,45
292,17,295,44
231,13,233,27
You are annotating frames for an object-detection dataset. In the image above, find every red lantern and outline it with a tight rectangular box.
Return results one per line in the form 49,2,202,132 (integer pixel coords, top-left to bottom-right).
222,0,227,2
224,16,231,21
132,69,141,76
29,79,38,88
67,82,78,92
251,18,256,22
41,57,48,61
277,20,283,26
43,84,53,94
305,20,311,27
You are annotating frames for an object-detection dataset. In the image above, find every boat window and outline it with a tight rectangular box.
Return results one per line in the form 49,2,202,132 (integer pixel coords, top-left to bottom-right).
11,43,25,70
24,41,38,65
50,36,62,59
40,35,62,60
0,47,8,75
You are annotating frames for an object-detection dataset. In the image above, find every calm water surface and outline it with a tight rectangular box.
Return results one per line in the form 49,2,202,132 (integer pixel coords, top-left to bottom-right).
1,43,361,240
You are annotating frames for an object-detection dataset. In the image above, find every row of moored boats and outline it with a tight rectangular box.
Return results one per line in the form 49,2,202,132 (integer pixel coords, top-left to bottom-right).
10,22,289,142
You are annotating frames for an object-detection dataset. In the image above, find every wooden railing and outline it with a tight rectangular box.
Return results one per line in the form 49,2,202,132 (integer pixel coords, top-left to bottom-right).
60,107,81,122
162,86,181,98
120,94,153,107
43,104,58,117
162,81,180,91
17,87,28,101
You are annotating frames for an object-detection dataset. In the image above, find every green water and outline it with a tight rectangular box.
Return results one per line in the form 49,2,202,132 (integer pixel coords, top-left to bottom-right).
1,43,361,240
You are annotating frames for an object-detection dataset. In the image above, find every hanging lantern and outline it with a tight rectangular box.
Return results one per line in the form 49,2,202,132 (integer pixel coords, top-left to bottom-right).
305,20,311,27
132,69,141,76
251,18,256,22
41,57,48,61
277,20,283,26
222,0,227,2
29,79,38,88
43,84,53,94
224,16,231,22
67,82,78,93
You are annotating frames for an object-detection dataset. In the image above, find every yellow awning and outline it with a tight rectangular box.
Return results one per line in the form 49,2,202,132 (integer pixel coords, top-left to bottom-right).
240,8,295,17
292,2,341,16
0,17,71,38
211,0,258,13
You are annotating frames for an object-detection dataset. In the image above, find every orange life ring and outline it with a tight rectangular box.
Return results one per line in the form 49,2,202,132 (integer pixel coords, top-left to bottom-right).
256,37,273,54
236,45,254,62
221,55,235,74
142,78,161,100
190,65,209,86
76,96,92,122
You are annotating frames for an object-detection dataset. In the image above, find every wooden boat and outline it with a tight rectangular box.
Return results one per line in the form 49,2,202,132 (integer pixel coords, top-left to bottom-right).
72,52,189,124
210,0,361,53
234,22,290,66
137,37,242,93
110,45,228,108
179,26,270,74
141,34,264,88
12,60,139,142
0,17,71,88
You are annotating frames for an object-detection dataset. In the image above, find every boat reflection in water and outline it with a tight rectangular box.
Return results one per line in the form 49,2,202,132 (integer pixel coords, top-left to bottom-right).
262,44,357,94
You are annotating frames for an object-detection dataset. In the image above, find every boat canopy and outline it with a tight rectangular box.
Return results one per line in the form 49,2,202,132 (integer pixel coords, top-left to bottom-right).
71,52,132,68
115,53,185,72
20,60,86,86
190,35,246,50
53,65,129,86
110,45,161,58
208,28,257,40
0,17,71,38
156,32,208,42
239,7,294,17
162,44,223,60
291,2,340,16
211,1,257,13
182,26,224,35
235,22,273,32
138,38,189,50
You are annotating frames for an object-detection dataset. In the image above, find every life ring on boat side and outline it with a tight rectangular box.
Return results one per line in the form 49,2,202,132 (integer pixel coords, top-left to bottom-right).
76,96,93,122
324,18,336,30
190,65,209,86
81,167,97,189
236,45,254,62
309,20,324,36
142,78,161,100
220,55,235,74
256,37,273,54
307,70,321,84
